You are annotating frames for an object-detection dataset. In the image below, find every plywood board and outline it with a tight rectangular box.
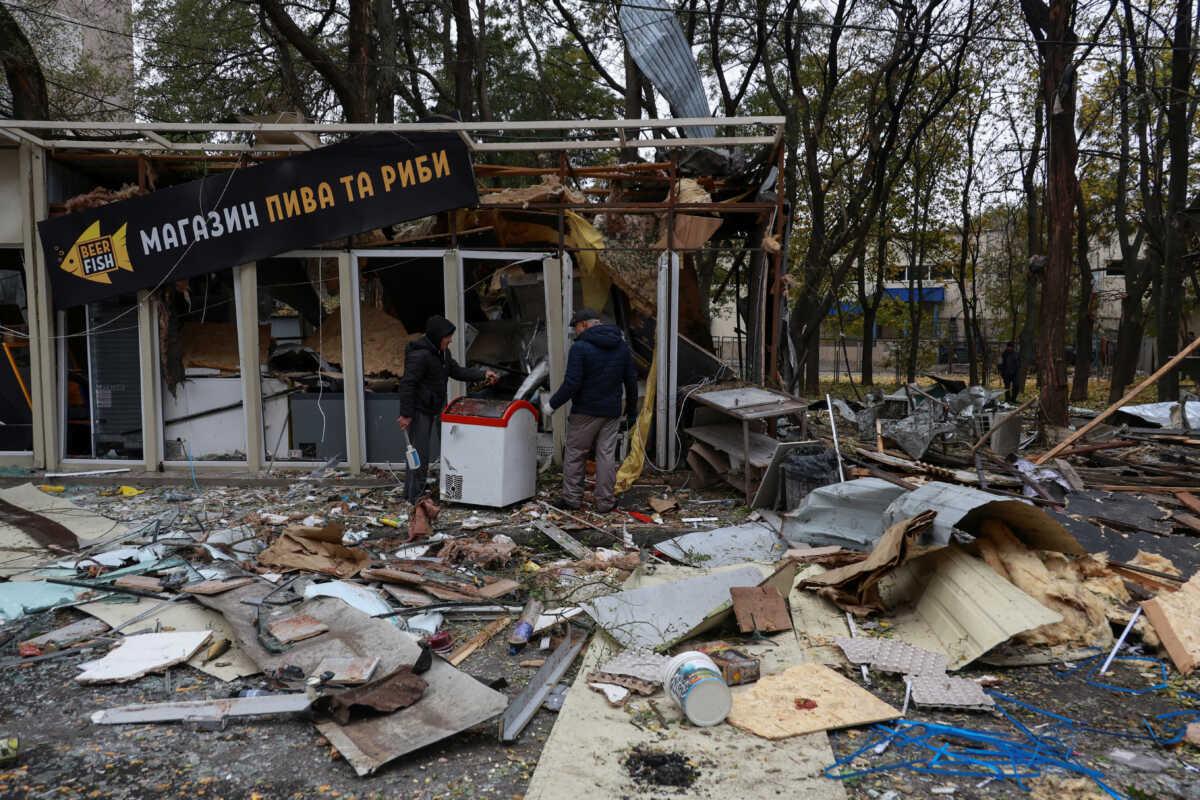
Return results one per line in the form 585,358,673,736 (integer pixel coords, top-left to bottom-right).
314,656,381,685
182,577,257,595
181,321,270,372
306,304,418,377
76,597,260,681
685,424,778,469
77,631,212,683
726,663,899,739
269,614,330,643
524,630,846,800
1141,573,1200,675
731,586,792,633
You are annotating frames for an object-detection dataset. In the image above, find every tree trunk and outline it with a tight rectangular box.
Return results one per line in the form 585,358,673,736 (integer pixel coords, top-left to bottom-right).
1021,0,1077,427
475,0,491,121
1016,261,1040,396
450,0,476,119
375,0,396,122
1111,292,1148,402
1070,186,1093,401
1,6,49,119
861,305,877,386
1155,0,1194,402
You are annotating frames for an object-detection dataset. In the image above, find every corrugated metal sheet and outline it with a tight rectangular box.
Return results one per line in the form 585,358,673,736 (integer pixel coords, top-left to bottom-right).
618,0,716,139
880,546,1064,669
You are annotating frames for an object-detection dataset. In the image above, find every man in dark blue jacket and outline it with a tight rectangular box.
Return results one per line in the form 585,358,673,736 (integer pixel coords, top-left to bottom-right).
548,309,638,512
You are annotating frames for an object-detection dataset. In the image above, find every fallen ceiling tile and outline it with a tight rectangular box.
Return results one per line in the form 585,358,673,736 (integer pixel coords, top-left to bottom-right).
726,663,900,739
869,641,949,676
598,650,670,685
833,637,880,665
656,523,787,567
582,565,765,651
908,675,995,711
76,631,212,684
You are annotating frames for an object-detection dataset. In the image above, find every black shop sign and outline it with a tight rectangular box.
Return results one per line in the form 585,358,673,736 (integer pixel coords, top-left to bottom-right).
38,131,478,308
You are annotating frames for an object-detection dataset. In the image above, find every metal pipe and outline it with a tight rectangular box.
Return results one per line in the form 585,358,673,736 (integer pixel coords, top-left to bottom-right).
1099,606,1141,676
826,394,846,482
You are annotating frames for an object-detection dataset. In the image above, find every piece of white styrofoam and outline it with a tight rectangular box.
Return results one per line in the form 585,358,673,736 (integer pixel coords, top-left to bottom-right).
76,631,212,684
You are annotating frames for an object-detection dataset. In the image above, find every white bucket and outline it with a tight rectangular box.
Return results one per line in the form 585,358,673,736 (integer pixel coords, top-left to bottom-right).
661,650,732,726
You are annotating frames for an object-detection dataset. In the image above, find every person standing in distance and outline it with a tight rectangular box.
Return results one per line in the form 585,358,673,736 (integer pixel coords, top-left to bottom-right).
397,314,498,540
999,341,1021,403
548,308,638,513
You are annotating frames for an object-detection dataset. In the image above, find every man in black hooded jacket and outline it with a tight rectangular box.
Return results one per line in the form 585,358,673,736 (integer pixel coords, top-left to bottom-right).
397,315,498,525
548,308,638,513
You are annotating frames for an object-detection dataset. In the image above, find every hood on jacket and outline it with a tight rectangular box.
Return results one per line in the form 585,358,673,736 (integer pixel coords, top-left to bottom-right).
425,314,456,343
578,323,625,350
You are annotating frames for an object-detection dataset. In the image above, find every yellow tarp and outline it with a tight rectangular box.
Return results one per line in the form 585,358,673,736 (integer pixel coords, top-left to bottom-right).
615,355,656,494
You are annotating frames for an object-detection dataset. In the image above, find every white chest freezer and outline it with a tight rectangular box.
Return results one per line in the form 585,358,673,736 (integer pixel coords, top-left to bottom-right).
439,397,539,507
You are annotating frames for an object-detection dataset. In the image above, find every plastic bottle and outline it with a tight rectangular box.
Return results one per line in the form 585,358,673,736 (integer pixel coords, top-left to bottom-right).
508,598,544,654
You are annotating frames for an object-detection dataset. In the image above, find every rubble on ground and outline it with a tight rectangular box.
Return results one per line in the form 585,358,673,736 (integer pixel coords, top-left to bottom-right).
3,380,1200,799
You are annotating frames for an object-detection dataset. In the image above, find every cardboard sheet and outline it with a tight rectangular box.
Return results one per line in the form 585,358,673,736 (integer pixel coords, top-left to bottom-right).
257,524,370,578
800,511,934,615
726,663,900,739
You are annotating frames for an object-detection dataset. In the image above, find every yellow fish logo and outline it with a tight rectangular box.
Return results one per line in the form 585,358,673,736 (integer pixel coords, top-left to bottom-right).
59,221,133,284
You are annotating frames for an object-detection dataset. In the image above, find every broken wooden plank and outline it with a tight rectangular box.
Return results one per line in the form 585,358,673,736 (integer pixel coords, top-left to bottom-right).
268,614,329,644
1141,573,1200,675
1172,512,1200,534
1037,331,1200,465
91,693,312,725
182,577,256,595
20,617,110,653
447,616,512,667
113,575,164,593
1176,492,1200,516
532,520,590,560
476,578,520,600
730,586,792,633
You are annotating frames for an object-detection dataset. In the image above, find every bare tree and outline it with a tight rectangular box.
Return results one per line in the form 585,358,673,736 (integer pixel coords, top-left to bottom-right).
0,4,48,119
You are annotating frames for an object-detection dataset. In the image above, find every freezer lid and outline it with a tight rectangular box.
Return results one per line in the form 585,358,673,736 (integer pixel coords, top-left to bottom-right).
441,397,539,428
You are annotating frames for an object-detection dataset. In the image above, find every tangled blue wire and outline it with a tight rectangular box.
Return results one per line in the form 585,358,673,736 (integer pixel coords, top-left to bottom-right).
824,651,1200,799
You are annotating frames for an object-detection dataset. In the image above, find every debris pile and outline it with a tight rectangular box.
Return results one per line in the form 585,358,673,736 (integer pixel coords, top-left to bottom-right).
4,373,1200,798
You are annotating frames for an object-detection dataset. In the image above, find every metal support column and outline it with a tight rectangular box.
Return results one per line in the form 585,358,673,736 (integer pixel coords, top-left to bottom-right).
543,256,566,465
338,252,363,473
443,249,466,401
20,143,56,469
136,290,161,470
234,263,264,472
655,252,679,470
